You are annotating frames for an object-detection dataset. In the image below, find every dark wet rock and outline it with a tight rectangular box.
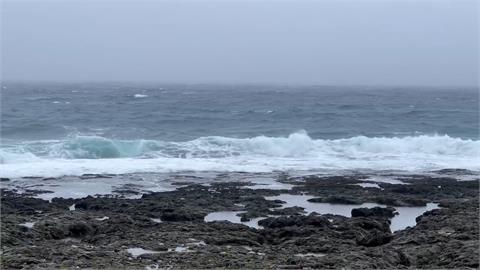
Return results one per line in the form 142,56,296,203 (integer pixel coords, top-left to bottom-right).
258,213,330,229
403,198,429,206
1,174,478,269
238,211,265,222
258,216,298,228
36,221,70,240
395,249,411,266
75,197,109,210
113,183,144,194
351,206,397,218
0,177,10,182
36,220,95,240
160,209,205,222
372,196,428,207
415,208,443,223
170,181,197,186
353,218,392,246
308,196,363,204
80,174,114,179
355,229,392,246
1,193,55,215
68,222,94,237
270,206,305,216
207,234,262,246
352,218,391,232
432,168,475,175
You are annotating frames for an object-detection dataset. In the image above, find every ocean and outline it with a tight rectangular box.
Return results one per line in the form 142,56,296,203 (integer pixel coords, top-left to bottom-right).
1,82,479,178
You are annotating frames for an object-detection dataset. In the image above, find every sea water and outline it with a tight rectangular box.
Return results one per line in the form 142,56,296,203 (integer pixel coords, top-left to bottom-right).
1,83,479,178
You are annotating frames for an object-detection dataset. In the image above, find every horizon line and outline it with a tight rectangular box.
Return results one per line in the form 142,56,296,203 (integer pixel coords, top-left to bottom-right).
1,79,478,89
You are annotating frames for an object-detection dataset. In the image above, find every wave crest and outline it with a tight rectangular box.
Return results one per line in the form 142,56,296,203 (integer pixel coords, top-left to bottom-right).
50,136,163,159
1,132,478,161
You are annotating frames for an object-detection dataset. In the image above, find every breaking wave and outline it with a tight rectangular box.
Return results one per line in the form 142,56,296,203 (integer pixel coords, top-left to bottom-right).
1,131,479,177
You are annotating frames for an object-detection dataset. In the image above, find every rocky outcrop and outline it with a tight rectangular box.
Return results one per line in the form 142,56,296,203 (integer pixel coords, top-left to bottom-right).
351,206,396,218
1,174,478,269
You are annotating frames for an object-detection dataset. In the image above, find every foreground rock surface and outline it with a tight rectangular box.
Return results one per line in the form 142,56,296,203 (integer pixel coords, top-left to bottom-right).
1,173,478,269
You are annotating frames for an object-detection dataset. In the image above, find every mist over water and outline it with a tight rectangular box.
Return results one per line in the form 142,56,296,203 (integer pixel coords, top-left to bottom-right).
1,83,479,177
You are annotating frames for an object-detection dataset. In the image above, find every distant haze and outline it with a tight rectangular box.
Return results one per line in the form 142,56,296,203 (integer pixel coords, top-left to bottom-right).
1,0,478,86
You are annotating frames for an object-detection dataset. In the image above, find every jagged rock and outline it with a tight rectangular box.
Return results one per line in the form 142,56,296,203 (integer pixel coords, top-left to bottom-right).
308,196,363,204
351,207,396,218
160,209,205,222
258,213,330,228
355,229,392,246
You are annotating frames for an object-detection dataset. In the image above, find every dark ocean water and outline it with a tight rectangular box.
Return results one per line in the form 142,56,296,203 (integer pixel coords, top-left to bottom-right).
2,83,478,140
1,82,479,177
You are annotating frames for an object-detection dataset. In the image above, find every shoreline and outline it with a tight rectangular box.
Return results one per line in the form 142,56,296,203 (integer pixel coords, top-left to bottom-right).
1,172,479,269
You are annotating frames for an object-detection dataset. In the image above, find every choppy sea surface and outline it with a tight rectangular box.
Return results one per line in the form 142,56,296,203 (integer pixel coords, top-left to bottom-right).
1,82,479,178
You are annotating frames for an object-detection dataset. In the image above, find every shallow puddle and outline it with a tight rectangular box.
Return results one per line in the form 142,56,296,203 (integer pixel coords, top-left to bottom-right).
19,222,35,229
295,253,326,258
266,194,438,232
355,183,382,189
362,176,409,185
126,247,160,257
246,178,294,190
168,246,191,253
204,211,264,229
151,218,162,223
391,203,438,231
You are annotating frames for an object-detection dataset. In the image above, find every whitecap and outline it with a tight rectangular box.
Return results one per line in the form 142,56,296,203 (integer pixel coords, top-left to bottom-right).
0,132,478,178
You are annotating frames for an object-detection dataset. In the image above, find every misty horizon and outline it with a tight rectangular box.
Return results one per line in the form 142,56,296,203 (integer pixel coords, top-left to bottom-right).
2,0,478,86
2,80,479,89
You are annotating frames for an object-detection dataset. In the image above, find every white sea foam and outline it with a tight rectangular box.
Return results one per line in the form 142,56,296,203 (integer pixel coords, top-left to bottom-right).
134,94,148,98
0,132,478,178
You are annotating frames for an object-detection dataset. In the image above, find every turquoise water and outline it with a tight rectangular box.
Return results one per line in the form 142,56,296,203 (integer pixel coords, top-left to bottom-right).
1,83,478,177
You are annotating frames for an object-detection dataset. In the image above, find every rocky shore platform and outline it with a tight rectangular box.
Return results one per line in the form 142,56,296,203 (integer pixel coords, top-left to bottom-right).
1,171,479,269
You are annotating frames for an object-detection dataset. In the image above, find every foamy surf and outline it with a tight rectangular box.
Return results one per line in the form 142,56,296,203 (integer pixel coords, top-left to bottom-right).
0,132,479,178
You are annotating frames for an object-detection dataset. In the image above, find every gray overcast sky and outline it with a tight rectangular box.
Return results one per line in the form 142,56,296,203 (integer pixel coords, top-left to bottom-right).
1,0,478,86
